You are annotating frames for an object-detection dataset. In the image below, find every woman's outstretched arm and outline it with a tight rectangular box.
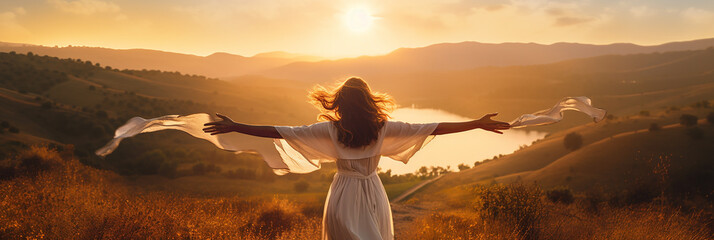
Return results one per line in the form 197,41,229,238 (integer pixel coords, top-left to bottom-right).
202,113,283,139
432,113,511,135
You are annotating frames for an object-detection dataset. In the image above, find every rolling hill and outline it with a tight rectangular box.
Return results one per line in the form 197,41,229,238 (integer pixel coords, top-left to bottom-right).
0,51,316,175
412,106,714,205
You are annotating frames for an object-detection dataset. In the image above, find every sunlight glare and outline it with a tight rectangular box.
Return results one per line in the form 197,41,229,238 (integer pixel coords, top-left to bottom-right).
344,7,375,33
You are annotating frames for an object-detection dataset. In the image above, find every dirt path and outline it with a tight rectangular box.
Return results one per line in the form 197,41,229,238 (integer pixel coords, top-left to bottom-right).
390,175,446,236
391,202,435,236
0,88,40,106
590,119,707,146
391,174,444,203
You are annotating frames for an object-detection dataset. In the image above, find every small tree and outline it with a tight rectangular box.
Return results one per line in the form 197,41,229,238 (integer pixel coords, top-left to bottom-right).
563,132,583,151
457,163,470,171
680,114,698,127
9,127,19,134
417,166,428,177
639,110,650,117
649,123,661,131
707,112,714,125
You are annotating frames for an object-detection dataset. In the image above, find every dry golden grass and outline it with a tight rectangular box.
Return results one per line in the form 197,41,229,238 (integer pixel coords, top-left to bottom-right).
0,146,320,239
401,183,712,240
3,146,711,239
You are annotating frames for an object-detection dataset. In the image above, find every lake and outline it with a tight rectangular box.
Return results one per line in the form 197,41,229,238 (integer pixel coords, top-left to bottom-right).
379,107,546,175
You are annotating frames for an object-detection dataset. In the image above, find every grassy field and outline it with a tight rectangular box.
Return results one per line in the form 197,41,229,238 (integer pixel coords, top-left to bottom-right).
399,182,712,240
0,146,322,239
3,146,710,239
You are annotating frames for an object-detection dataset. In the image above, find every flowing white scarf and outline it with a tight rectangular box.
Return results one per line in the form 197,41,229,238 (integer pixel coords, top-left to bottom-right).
508,96,606,128
96,96,606,171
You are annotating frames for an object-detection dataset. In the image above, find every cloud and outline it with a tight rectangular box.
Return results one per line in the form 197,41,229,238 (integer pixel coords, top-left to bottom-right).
542,4,596,27
0,7,30,38
681,7,714,24
546,7,566,16
47,0,120,15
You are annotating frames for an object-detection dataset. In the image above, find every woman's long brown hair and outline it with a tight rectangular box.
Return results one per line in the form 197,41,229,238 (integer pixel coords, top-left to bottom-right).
309,77,394,148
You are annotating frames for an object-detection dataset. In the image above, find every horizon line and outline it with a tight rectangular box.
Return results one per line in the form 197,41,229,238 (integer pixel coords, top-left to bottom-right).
2,36,714,61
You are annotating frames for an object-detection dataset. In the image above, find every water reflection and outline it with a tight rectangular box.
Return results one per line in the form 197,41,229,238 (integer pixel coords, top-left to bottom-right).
380,108,546,175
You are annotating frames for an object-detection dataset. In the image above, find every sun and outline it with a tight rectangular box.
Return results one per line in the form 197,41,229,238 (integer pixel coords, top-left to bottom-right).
343,7,375,33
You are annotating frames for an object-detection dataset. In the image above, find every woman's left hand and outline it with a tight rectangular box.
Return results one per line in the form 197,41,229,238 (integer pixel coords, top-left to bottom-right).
476,113,511,134
203,113,237,135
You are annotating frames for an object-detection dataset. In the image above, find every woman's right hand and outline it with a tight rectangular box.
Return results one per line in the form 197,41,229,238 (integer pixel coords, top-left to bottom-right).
203,113,238,135
476,113,511,134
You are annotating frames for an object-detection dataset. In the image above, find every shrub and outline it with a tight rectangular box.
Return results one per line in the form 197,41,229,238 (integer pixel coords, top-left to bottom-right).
707,112,714,125
564,132,583,151
546,188,574,205
649,123,661,131
680,114,698,127
0,121,9,128
478,183,544,238
639,110,650,116
2,146,65,178
686,127,704,140
294,180,309,193
457,163,470,171
8,126,19,134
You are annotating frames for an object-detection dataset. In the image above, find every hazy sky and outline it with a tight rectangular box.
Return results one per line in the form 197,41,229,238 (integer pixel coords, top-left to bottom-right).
2,0,714,58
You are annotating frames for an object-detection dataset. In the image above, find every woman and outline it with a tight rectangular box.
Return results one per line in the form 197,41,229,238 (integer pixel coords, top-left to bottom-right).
203,77,510,239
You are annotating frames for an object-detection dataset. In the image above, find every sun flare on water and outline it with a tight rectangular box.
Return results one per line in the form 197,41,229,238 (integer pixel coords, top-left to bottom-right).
343,7,376,33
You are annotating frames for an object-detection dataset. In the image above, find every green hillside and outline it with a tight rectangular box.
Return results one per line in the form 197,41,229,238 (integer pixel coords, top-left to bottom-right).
412,105,714,206
0,52,315,177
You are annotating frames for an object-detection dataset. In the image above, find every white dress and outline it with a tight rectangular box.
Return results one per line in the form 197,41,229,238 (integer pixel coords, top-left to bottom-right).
274,121,438,240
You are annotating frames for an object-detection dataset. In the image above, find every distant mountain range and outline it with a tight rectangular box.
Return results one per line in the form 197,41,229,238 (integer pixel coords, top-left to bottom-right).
2,38,714,80
258,38,714,82
0,43,321,78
